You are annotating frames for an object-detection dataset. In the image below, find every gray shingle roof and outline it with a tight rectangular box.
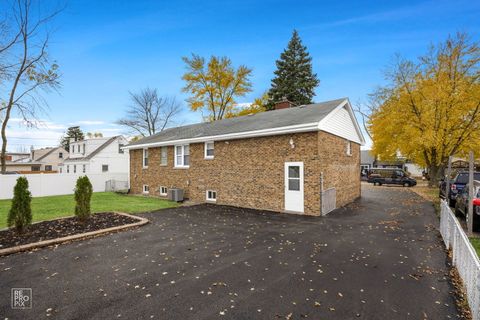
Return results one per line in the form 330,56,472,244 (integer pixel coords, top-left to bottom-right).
128,98,346,147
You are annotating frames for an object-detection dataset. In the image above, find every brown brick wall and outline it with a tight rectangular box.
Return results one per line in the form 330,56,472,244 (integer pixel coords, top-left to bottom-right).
130,131,360,215
317,131,361,207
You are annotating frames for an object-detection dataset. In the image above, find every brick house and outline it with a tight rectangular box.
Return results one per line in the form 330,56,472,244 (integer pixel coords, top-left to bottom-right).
125,98,365,216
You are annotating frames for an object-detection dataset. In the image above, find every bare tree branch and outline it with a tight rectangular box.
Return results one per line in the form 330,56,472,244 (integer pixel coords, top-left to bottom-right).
116,88,182,137
0,0,62,173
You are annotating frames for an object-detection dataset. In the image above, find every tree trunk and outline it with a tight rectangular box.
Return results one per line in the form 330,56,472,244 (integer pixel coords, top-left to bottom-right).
1,105,12,174
428,164,444,187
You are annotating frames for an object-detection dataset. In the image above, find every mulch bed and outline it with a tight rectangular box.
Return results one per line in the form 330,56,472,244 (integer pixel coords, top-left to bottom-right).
0,213,139,250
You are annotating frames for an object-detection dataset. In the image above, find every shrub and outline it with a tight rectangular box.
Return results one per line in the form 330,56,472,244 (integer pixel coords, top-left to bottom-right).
7,176,32,232
74,176,93,221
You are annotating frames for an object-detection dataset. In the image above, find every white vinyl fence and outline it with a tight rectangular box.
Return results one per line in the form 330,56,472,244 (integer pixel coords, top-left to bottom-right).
0,173,129,199
439,200,480,320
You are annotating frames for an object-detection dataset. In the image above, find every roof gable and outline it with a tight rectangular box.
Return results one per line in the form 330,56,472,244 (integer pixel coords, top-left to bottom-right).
318,99,365,144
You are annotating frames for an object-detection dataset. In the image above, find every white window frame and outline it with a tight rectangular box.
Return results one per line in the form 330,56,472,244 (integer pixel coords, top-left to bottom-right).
82,164,86,173
204,141,214,159
159,186,168,196
346,141,352,156
143,148,149,168
102,164,108,172
174,144,190,168
206,190,217,202
160,146,168,166
143,185,149,194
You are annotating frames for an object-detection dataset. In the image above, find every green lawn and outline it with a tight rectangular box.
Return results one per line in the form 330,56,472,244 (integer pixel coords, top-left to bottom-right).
0,192,178,229
470,237,480,258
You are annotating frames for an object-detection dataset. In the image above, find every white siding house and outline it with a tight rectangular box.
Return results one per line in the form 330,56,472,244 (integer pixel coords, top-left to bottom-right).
60,136,129,174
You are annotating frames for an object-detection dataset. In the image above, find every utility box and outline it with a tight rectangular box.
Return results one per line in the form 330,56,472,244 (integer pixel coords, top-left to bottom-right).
168,188,184,202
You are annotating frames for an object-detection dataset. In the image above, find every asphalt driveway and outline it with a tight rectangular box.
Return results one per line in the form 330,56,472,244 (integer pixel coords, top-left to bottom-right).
0,185,461,319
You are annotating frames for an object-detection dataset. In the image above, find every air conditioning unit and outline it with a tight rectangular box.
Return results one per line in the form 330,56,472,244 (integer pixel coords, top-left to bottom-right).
168,188,184,202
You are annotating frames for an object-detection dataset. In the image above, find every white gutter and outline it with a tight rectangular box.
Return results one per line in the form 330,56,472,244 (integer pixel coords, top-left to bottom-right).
123,122,320,150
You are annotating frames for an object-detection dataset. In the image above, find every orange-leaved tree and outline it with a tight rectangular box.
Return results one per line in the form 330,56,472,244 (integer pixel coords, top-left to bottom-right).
368,33,480,185
181,54,252,121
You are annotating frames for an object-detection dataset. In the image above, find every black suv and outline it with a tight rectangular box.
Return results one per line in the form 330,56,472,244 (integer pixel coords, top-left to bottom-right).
439,171,480,206
367,168,417,187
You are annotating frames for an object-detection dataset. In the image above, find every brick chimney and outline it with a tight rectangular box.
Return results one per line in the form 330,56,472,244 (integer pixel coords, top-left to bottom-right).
274,97,294,110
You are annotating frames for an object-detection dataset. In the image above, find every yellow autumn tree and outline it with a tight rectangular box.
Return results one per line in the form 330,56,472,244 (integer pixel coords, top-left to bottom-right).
181,54,253,121
369,33,480,185
228,92,269,117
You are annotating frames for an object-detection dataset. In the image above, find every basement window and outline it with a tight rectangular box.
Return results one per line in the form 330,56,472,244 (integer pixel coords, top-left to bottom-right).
204,142,214,159
159,186,168,196
206,190,217,202
143,185,149,194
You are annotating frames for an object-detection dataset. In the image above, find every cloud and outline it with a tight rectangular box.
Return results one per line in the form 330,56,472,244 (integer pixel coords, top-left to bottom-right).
235,102,253,109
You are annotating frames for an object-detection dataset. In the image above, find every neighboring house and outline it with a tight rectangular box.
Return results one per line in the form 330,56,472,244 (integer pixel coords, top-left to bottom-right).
32,147,67,171
360,150,375,175
4,152,30,162
4,148,66,173
360,149,425,178
125,98,366,216
60,136,129,174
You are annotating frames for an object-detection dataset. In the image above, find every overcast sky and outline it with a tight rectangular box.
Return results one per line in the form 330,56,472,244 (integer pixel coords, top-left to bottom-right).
2,0,480,151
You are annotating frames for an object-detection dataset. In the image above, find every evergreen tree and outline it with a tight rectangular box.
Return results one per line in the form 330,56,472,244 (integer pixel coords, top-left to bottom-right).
61,126,84,152
7,176,32,232
74,176,93,221
268,30,320,109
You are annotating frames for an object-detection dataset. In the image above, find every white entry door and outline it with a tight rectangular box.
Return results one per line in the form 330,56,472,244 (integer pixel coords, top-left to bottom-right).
284,162,304,213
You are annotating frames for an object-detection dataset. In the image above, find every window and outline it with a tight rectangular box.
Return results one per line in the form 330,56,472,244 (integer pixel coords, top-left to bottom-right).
82,144,85,154
119,144,124,154
83,164,86,173
59,167,63,173
73,165,77,173
102,165,108,172
204,142,214,159
31,166,40,172
59,152,63,159
175,145,190,168
77,145,81,153
143,149,149,168
206,190,217,202
143,185,149,194
160,186,168,196
288,166,300,191
45,165,52,171
67,165,70,173
346,141,352,156
160,147,168,166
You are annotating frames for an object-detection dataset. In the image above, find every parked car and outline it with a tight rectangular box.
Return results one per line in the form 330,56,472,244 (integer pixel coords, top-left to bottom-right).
439,171,480,206
454,180,480,232
367,168,417,187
